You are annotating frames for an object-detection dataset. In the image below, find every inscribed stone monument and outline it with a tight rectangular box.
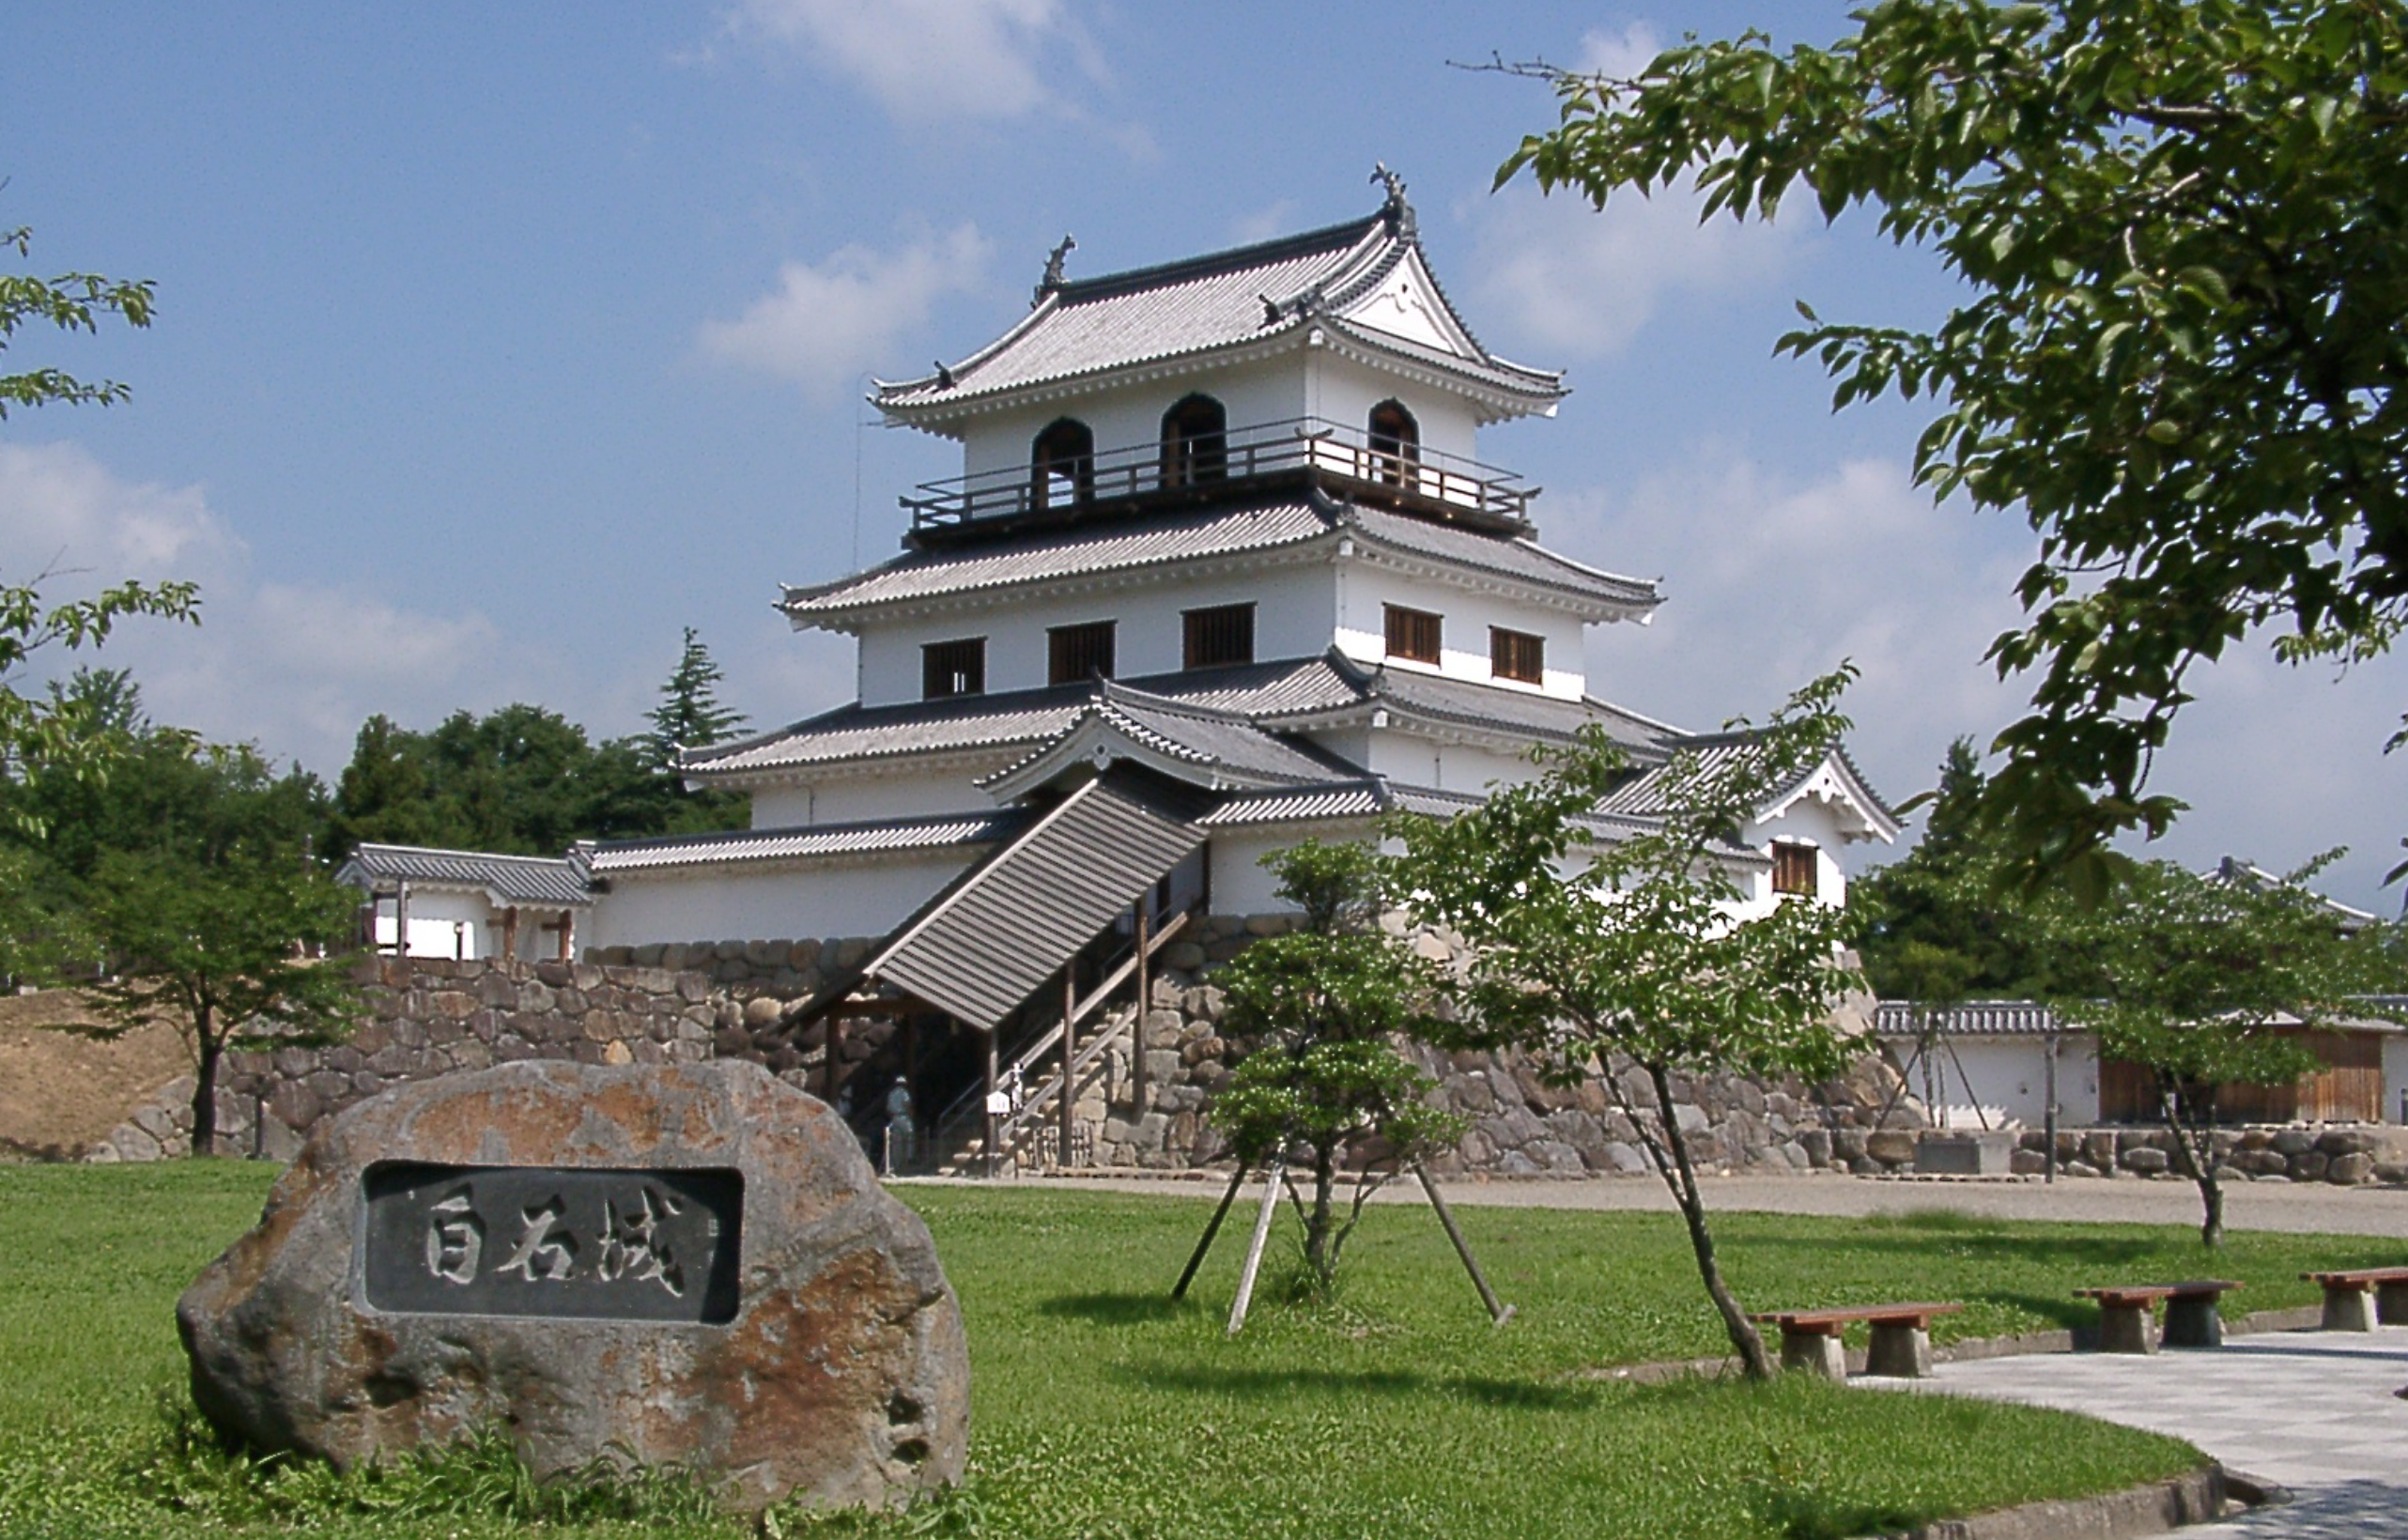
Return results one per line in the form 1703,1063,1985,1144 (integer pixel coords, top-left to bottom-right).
178,1059,967,1512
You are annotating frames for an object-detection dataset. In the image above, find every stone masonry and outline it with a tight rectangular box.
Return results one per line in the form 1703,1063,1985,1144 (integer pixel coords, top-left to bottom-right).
85,918,2408,1185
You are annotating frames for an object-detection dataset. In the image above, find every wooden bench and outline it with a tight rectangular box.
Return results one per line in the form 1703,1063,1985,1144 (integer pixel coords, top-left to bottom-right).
1748,1302,1963,1380
2073,1281,2242,1352
2301,1267,2408,1332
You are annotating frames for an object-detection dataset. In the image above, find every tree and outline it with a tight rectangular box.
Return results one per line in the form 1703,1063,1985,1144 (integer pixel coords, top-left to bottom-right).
2039,855,2405,1246
328,703,672,859
642,627,749,838
1,224,198,826
1205,840,1465,1295
1852,739,2055,1002
2,221,155,417
78,742,360,1155
1498,2,2408,899
645,626,748,765
1388,671,1863,1380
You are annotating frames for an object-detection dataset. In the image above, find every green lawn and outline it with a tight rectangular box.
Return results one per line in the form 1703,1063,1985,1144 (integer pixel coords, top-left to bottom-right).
0,1163,2386,1540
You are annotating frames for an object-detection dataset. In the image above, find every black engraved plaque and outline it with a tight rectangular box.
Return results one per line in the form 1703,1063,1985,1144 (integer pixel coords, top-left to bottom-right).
362,1162,743,1324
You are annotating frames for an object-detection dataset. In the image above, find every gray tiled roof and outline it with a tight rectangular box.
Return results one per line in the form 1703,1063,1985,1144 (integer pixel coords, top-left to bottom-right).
336,843,594,908
780,493,1659,625
873,208,1562,423
981,679,1358,795
1874,1001,2062,1038
680,656,1354,780
865,772,1211,1031
1592,735,1900,837
581,810,1025,875
782,500,1331,620
684,652,1690,785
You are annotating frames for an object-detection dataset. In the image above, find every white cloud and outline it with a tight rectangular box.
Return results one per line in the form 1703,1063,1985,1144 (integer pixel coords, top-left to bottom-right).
0,441,514,775
1574,21,1663,79
1558,449,2408,912
724,0,1097,119
1472,176,1802,360
698,223,992,402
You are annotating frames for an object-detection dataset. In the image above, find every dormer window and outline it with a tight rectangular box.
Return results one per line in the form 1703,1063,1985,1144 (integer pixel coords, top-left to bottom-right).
1772,841,1819,900
1160,394,1227,487
922,637,985,700
1383,604,1441,665
1031,418,1094,511
1367,399,1419,487
1048,620,1116,685
1183,603,1254,670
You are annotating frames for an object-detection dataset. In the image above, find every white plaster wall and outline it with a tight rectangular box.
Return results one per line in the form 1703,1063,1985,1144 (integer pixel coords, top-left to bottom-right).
749,771,996,827
1879,1035,2103,1129
1333,561,1589,698
959,357,1309,485
370,889,492,961
1209,830,1308,915
2385,1035,2408,1124
1302,350,1480,463
587,853,976,951
855,562,1338,705
1362,734,1542,795
1738,799,1859,912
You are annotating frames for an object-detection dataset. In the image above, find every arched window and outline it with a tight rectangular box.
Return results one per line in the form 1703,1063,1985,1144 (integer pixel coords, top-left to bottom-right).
1159,393,1227,487
1030,418,1094,511
1366,399,1419,487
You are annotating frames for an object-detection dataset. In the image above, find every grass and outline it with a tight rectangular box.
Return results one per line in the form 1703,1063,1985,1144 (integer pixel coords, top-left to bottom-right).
0,1165,2390,1540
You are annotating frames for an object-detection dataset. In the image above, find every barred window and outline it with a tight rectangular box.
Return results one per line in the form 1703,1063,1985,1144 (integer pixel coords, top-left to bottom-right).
1490,626,1545,685
922,637,985,700
1048,620,1116,685
1383,604,1442,664
1182,603,1254,670
1772,841,1819,899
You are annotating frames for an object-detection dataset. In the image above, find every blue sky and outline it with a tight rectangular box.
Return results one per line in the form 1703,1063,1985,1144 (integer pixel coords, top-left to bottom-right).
5,2,2402,909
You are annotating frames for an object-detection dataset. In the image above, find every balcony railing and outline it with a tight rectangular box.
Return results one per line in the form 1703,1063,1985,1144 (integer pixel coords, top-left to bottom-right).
902,416,1535,536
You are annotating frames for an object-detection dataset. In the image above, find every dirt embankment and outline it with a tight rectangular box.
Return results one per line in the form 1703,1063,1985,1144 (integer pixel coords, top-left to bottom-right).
0,990,189,1160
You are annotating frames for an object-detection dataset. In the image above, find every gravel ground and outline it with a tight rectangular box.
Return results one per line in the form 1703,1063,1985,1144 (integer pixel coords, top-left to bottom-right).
1014,1169,2408,1238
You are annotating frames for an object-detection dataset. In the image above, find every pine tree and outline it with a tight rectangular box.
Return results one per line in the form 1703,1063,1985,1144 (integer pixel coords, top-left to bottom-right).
645,627,747,768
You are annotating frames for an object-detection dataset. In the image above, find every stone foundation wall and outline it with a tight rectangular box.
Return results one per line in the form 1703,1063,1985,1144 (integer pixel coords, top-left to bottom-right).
91,958,724,1162
2010,1124,2408,1184
586,938,873,1000
1076,914,1906,1176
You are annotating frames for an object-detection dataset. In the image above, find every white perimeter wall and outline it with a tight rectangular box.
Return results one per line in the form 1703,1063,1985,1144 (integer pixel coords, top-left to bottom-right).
367,889,580,962
1334,561,1588,699
1887,1036,2103,1130
855,562,1337,706
587,853,975,951
2386,1035,2408,1124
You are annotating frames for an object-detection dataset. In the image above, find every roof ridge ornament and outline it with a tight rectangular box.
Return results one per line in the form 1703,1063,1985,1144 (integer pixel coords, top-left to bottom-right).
1033,233,1075,307
1371,162,1415,241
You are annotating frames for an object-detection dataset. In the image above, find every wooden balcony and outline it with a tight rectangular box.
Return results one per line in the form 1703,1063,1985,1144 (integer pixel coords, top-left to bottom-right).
903,416,1536,546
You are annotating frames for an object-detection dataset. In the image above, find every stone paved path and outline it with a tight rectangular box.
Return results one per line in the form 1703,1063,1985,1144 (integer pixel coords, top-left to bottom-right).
1862,1326,2408,1537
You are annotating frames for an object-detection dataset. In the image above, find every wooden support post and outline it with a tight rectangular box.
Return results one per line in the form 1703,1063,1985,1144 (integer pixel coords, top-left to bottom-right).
502,905,520,962
2044,1033,2061,1184
984,1026,1000,1181
1227,1162,1284,1335
1132,902,1150,1114
393,881,411,958
541,911,573,962
1415,1163,1513,1326
1172,1162,1250,1301
1059,966,1077,1169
